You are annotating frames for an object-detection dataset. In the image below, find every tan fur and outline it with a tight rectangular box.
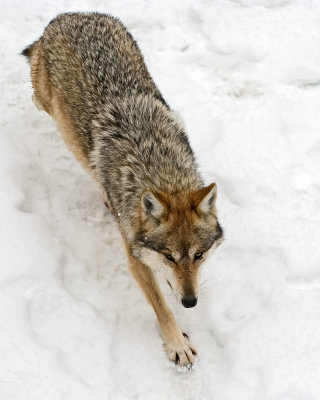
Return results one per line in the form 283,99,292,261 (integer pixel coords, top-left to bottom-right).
28,42,91,173
29,42,52,114
51,94,92,172
50,95,111,206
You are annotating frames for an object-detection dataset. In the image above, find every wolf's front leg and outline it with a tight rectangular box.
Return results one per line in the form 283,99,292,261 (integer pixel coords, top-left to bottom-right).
127,251,197,366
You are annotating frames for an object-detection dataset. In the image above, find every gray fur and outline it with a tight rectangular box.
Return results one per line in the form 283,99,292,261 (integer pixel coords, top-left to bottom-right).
92,94,204,236
39,12,169,156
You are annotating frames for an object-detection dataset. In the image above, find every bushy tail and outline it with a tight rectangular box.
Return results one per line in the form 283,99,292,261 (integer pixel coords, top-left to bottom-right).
21,41,37,60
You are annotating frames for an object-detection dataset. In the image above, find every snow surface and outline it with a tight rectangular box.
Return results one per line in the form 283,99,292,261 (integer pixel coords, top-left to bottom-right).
1,0,320,399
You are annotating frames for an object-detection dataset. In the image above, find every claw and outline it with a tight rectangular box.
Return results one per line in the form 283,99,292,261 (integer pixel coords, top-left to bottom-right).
185,351,192,364
182,332,189,339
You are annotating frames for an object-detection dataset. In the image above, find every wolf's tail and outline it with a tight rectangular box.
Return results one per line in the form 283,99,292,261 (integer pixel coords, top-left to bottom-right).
21,41,38,60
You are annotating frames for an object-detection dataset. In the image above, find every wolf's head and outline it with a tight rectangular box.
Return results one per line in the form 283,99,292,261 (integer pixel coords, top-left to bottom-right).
132,183,223,308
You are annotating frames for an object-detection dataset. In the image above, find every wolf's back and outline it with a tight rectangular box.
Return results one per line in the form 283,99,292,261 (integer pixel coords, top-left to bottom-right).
38,13,166,106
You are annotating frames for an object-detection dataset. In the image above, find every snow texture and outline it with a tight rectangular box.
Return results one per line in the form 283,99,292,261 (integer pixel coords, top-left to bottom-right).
1,0,320,399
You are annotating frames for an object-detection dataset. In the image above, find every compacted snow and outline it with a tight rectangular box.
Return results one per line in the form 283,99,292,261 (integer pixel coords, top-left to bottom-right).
1,0,320,399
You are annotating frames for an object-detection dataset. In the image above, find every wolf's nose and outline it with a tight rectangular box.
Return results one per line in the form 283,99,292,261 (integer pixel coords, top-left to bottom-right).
181,296,197,308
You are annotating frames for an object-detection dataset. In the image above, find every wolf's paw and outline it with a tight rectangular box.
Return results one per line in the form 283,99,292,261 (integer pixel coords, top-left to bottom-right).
164,330,197,366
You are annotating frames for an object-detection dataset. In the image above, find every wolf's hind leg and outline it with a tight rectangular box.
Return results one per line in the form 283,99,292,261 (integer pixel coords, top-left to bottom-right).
126,250,197,366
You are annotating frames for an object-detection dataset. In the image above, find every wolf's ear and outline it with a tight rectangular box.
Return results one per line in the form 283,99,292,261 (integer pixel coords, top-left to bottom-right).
193,183,217,215
141,191,166,220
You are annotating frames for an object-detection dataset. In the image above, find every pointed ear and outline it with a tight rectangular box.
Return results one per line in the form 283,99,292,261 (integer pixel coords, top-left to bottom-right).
193,183,217,215
141,191,166,220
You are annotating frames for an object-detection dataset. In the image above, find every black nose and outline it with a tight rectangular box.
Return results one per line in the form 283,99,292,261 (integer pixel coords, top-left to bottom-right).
181,296,197,308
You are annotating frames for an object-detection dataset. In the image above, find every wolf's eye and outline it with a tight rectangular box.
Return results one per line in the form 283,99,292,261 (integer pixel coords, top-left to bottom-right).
194,252,203,260
165,254,175,262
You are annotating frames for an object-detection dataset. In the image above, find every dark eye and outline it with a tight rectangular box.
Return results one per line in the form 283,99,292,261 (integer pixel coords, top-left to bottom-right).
194,252,203,260
165,254,175,262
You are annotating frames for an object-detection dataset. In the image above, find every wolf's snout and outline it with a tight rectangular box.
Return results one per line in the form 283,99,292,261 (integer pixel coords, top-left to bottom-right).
181,296,197,308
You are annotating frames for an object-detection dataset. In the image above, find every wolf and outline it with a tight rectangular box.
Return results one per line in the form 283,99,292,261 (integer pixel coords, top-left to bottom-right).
22,12,223,366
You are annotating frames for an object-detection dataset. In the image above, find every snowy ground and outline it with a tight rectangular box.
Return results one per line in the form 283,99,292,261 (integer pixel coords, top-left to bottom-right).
1,0,320,399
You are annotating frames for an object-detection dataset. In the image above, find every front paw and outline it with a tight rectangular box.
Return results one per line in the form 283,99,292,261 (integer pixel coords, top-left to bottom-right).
164,330,197,366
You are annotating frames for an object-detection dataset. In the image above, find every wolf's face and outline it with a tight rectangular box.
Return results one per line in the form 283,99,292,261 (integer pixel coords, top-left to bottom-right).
132,184,223,308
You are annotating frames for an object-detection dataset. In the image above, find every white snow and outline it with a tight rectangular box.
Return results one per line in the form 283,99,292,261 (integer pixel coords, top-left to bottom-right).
1,0,320,399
